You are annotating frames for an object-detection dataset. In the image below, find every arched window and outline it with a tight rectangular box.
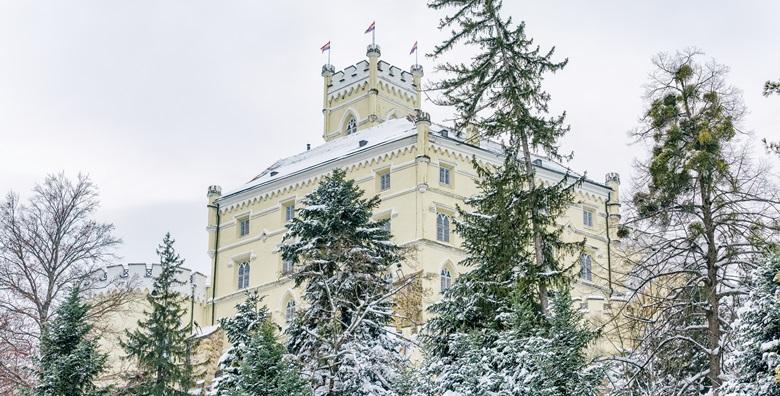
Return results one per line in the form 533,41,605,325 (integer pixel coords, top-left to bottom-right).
580,254,592,281
237,262,250,289
346,117,357,135
285,299,296,323
436,213,450,242
440,268,452,293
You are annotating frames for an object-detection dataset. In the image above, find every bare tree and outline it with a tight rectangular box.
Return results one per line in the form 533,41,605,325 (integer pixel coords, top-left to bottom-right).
0,173,122,392
611,50,780,395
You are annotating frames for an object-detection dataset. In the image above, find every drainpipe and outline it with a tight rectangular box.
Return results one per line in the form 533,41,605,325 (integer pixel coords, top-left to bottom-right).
604,195,613,298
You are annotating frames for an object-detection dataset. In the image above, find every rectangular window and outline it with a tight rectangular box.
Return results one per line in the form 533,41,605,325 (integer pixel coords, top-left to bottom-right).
436,213,450,242
439,166,451,185
284,202,295,222
238,217,250,237
583,209,594,227
282,260,294,276
380,172,391,191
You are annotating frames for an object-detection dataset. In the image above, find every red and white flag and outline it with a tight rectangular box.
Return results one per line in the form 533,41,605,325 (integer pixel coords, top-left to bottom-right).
320,41,331,53
409,41,418,55
364,21,376,34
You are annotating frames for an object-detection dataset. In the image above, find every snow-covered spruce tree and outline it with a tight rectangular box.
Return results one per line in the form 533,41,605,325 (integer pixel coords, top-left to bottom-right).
121,233,196,396
613,50,780,395
721,254,780,395
34,285,107,396
281,168,410,395
427,0,574,313
234,320,309,396
208,292,269,395
417,0,604,394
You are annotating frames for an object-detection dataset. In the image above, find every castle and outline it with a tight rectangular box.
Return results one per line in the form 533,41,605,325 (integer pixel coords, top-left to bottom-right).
95,44,632,388
201,43,630,353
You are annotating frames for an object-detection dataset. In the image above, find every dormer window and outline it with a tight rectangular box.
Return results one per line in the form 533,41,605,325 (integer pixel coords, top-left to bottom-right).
346,117,357,135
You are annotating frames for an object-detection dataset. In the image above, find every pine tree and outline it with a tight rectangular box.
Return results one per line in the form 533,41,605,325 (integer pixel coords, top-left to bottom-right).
34,286,107,396
721,254,780,395
121,233,196,396
418,0,603,393
208,292,269,395
281,168,409,395
615,50,780,394
234,320,309,396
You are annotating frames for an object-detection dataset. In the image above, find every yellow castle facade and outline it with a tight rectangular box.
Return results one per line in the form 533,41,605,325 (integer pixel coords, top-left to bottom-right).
202,44,630,355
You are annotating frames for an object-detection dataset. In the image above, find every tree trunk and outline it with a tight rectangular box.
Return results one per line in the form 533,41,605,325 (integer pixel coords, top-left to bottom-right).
701,179,721,394
518,133,548,312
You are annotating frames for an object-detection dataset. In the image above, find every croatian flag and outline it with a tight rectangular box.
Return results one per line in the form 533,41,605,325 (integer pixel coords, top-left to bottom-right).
409,41,418,55
364,21,376,34
320,41,331,53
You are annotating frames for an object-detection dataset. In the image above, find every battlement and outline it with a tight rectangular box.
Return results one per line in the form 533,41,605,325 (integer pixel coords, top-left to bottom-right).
605,172,621,184
328,60,417,98
87,263,209,303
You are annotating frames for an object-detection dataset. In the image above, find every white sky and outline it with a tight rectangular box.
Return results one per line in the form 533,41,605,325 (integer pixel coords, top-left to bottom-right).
1,1,778,274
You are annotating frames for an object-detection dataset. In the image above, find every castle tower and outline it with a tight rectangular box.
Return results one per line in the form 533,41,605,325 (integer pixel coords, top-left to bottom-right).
321,44,423,141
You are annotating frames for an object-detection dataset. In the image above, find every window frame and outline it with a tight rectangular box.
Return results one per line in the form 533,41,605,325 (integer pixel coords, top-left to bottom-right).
346,117,357,135
285,299,296,323
282,260,294,276
582,208,594,228
283,201,296,222
440,268,452,293
237,261,250,290
379,171,391,191
580,253,593,281
436,213,450,243
439,165,453,186
238,217,250,237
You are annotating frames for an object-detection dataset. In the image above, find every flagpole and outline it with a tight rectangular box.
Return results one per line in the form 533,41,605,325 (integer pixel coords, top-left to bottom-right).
415,45,418,65
372,28,375,46
328,47,331,65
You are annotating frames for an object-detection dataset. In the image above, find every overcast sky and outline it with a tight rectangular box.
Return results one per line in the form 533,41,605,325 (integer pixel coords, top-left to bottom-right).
1,1,778,274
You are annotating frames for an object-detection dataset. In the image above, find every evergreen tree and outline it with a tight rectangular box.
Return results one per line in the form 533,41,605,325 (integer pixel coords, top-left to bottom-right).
418,0,603,393
121,233,196,396
234,320,309,396
208,292,269,395
428,0,575,313
281,169,409,395
34,286,107,396
721,254,780,395
614,50,780,394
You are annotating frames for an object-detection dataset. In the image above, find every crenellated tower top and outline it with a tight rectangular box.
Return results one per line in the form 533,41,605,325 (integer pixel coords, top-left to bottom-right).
321,44,423,142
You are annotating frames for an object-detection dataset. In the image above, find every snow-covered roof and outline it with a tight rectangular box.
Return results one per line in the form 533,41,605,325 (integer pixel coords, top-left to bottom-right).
222,118,604,201
225,118,417,197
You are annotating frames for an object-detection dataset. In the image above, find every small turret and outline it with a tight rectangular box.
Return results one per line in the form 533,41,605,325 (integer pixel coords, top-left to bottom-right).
605,173,621,237
321,64,335,134
411,64,424,109
206,185,222,259
415,109,431,158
